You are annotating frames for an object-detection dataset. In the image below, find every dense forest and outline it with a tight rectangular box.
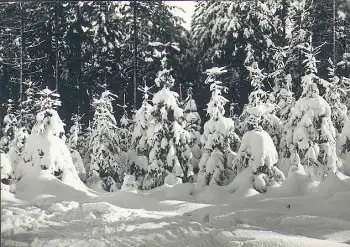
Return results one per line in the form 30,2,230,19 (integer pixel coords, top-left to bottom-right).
1,0,350,191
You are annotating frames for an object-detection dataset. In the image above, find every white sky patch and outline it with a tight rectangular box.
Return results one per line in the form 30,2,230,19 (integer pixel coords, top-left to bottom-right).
166,1,196,30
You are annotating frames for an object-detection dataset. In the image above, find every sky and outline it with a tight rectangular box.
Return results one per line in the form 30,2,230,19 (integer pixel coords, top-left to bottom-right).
166,1,196,30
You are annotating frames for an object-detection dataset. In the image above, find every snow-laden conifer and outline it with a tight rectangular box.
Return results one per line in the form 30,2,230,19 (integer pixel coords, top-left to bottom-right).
337,117,350,175
183,87,202,173
283,42,342,181
237,62,282,148
323,59,348,135
67,114,87,183
15,90,81,187
143,43,192,189
87,90,120,192
234,128,285,193
129,83,152,188
198,67,240,186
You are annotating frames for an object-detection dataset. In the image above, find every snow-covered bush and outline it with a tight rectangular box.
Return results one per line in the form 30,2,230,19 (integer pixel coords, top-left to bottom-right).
143,49,193,189
337,117,350,175
198,67,240,186
15,109,81,185
87,91,122,190
183,87,202,173
233,128,285,193
283,74,341,181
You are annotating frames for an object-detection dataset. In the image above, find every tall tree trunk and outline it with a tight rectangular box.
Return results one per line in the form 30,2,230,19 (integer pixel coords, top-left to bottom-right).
77,3,82,116
55,1,59,91
20,1,24,104
133,0,137,110
282,0,287,46
333,0,336,74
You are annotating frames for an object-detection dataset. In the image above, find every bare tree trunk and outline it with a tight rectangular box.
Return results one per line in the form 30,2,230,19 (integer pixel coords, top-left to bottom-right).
333,0,336,74
77,3,82,116
20,0,24,104
133,0,137,110
298,5,302,95
55,1,59,91
282,0,287,46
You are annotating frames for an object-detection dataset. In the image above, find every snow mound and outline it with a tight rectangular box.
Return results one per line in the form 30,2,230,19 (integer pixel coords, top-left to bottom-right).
121,175,138,192
164,173,183,187
268,164,318,197
15,170,95,204
1,153,12,180
70,150,87,182
228,166,260,198
312,172,350,198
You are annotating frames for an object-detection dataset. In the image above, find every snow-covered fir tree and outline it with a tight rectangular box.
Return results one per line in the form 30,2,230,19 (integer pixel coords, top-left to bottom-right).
119,93,132,154
118,94,133,176
87,90,122,191
198,67,240,186
15,92,81,186
18,86,39,132
270,46,295,123
323,59,348,135
129,83,153,188
337,116,350,175
7,87,61,176
1,100,18,153
143,44,192,189
233,127,285,193
67,114,87,183
283,42,342,181
237,62,282,148
183,87,202,174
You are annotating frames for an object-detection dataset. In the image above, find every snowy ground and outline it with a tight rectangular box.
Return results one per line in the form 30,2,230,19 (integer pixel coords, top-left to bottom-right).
2,174,350,247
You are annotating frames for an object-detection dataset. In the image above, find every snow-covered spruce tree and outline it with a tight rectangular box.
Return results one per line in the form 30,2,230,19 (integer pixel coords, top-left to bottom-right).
18,86,39,132
1,100,18,153
67,114,87,183
9,87,61,175
87,90,121,192
337,116,350,175
233,63,285,193
183,87,202,174
233,126,285,193
118,93,132,154
236,62,282,149
118,95,133,174
323,59,348,136
129,84,153,188
198,67,241,186
143,45,193,189
270,46,295,123
283,41,342,181
15,90,81,185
